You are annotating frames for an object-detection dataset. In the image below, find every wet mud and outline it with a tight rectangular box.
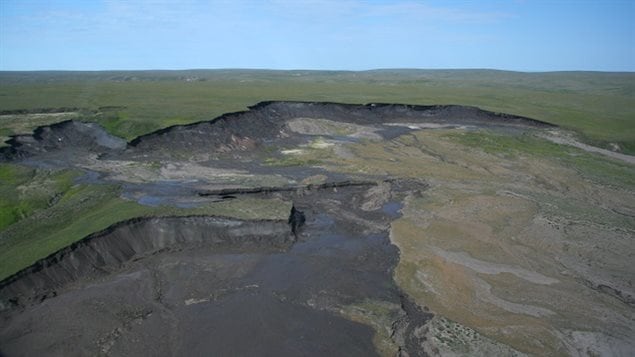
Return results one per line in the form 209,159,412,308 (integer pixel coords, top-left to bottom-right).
1,184,431,356
0,101,558,356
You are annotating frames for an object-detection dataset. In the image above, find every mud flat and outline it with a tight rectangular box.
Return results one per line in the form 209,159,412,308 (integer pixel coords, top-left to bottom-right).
1,184,434,356
1,101,633,356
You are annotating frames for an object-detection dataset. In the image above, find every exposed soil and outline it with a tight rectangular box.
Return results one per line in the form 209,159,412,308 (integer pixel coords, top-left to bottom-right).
0,216,295,310
1,101,631,356
0,101,553,162
0,182,432,356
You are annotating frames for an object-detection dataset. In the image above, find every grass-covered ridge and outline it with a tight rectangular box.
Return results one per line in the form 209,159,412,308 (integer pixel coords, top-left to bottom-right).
0,69,633,154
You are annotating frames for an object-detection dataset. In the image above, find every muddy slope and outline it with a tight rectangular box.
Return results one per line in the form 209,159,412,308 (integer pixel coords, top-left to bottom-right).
126,101,554,154
0,101,555,161
0,216,294,310
0,120,126,160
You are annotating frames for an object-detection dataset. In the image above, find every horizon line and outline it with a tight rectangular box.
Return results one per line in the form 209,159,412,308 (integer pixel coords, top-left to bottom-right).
1,68,634,74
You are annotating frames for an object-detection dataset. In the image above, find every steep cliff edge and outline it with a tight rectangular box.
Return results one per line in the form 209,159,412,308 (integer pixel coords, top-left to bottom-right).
0,215,296,310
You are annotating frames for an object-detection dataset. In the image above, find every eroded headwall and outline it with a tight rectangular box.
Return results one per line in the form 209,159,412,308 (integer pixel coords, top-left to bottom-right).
0,216,294,310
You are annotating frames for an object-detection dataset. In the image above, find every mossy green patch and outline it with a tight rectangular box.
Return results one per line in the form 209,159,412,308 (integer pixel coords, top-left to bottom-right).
0,164,80,230
446,131,635,187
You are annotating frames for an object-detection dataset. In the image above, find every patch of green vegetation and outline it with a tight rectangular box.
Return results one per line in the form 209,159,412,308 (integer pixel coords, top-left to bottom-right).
0,164,79,230
0,70,633,153
0,128,12,143
188,196,292,221
446,131,560,157
447,131,635,187
0,163,30,184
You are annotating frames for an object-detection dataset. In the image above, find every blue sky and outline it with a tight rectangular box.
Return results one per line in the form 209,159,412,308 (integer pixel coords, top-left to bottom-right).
0,0,633,71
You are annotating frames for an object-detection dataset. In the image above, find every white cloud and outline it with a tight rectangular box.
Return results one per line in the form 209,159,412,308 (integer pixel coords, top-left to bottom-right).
263,0,511,24
359,1,511,24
